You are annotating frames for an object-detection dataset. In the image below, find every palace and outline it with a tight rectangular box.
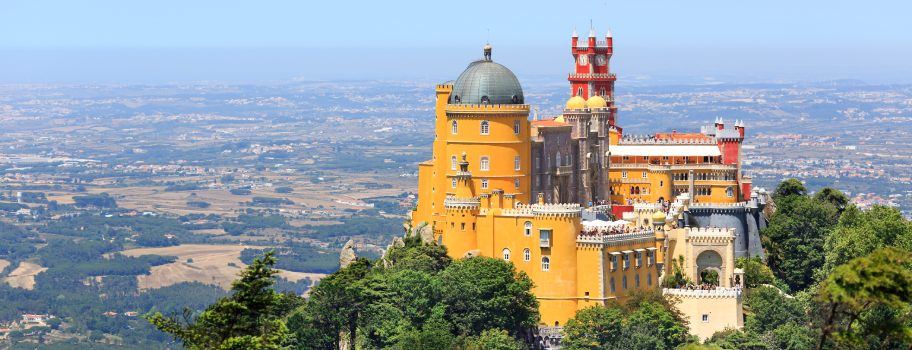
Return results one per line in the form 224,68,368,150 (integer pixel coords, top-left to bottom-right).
410,27,768,346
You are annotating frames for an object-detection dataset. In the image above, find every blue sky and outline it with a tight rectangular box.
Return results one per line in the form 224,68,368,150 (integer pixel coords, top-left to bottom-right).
2,0,911,83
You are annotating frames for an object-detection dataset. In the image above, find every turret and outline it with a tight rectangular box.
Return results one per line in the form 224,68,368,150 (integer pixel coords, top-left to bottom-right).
605,28,613,54
715,117,725,131
734,120,745,138
588,26,597,48
571,28,579,48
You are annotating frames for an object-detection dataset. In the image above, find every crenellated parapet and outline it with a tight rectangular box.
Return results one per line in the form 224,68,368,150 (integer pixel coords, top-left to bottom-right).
683,227,735,244
576,229,655,246
663,287,742,299
510,203,582,217
444,195,480,209
620,136,716,145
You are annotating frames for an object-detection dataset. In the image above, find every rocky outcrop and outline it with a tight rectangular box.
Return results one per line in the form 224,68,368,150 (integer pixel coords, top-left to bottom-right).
463,249,481,259
339,239,357,268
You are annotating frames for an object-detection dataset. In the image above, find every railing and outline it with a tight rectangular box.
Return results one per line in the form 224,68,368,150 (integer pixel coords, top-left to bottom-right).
619,137,716,145
663,287,742,298
610,163,737,171
443,196,480,208
576,229,655,244
568,73,616,80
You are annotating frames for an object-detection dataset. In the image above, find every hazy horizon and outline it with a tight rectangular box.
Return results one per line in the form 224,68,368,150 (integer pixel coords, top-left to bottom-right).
3,0,912,84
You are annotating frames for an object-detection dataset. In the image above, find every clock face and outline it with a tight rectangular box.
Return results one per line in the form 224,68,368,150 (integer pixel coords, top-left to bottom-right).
578,55,588,66
596,55,607,66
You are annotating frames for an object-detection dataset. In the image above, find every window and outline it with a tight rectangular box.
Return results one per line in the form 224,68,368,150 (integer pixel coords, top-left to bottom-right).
451,155,457,170
514,156,521,171
610,277,616,292
451,120,458,134
635,274,640,287
702,314,710,323
481,179,488,189
623,253,630,269
480,120,490,135
642,171,648,179
541,257,550,271
514,120,520,134
659,180,664,187
621,171,628,178
514,178,520,189
648,251,655,266
610,255,618,270
502,248,510,261
523,248,530,262
622,276,628,289
524,221,532,236
577,87,583,96
648,273,653,287
480,95,490,104
480,156,490,171
539,229,552,247
636,252,643,267
726,187,734,197
460,223,465,231
556,152,562,167
451,178,457,188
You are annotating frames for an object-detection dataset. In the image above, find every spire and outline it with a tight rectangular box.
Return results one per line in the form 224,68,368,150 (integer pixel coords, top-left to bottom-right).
588,20,596,37
572,27,578,38
605,27,612,38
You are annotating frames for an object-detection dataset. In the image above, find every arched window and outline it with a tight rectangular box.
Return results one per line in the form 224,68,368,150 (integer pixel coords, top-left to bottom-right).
610,277,616,292
514,156,521,171
502,248,511,261
480,120,490,135
647,273,653,287
577,87,583,97
541,257,550,271
523,248,530,262
635,274,641,288
726,187,734,197
556,152,562,167
451,155,457,170
600,87,606,96
622,276,628,289
514,120,521,134
514,178,520,189
480,156,490,171
481,179,488,189
451,120,458,134
451,178,457,188
524,221,532,236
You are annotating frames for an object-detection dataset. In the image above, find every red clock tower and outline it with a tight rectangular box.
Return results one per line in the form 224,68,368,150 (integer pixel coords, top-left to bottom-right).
569,26,618,125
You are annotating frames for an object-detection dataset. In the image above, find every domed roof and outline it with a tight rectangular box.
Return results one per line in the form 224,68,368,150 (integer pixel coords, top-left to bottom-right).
587,95,608,108
566,96,586,109
651,210,667,223
449,46,524,105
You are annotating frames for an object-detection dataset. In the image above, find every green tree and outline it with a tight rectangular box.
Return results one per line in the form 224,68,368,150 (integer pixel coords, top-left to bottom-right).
744,286,807,335
775,178,807,198
813,187,848,212
146,251,299,350
769,322,815,350
462,328,525,350
561,304,625,349
735,257,775,288
814,248,912,350
562,291,689,350
438,257,539,337
704,328,766,350
823,205,912,275
288,258,372,350
762,194,839,292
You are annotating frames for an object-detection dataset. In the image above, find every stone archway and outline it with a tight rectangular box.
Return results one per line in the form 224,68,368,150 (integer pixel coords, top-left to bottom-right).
696,250,724,285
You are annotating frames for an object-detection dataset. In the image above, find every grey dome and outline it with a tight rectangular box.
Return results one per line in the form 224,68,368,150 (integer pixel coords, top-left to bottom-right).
449,58,524,105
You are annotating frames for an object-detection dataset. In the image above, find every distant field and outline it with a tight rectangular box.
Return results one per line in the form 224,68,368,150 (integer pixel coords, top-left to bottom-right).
0,259,10,273
120,244,325,290
3,262,47,290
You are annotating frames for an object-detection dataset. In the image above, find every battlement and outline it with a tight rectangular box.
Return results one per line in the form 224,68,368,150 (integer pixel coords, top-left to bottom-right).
511,203,582,217
688,202,749,211
445,104,530,115
444,195,480,209
683,227,735,243
568,73,616,81
436,84,454,90
663,287,742,299
633,202,663,212
576,229,655,245
619,136,716,145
